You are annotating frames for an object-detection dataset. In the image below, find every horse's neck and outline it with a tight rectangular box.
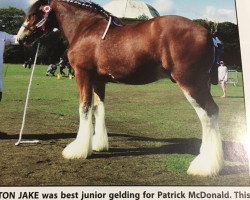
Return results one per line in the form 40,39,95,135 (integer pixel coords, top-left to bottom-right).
52,2,105,44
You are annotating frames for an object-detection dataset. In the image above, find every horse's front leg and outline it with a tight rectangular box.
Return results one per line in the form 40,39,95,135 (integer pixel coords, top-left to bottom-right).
62,69,93,159
93,82,109,151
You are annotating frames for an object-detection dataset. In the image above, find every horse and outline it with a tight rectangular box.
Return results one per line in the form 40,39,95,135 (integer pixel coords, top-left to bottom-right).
16,0,223,176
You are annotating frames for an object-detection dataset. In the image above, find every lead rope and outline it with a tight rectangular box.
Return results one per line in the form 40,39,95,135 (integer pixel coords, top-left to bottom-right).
15,43,41,146
102,16,112,40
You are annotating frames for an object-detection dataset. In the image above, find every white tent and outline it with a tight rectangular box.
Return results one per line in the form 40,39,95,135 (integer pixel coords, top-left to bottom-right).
103,0,160,19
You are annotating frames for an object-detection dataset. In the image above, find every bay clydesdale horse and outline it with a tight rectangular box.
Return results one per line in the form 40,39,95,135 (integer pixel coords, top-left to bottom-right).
16,0,223,176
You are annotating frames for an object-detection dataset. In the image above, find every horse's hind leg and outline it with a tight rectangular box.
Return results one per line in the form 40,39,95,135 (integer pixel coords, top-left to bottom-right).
62,69,94,159
92,82,109,151
178,78,223,176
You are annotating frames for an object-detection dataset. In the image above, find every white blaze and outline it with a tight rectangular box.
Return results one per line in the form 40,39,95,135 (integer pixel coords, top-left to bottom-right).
16,21,29,41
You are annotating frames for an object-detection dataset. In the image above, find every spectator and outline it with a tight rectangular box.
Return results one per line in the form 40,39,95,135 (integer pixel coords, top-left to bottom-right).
0,24,18,102
66,62,74,77
57,57,66,76
218,61,228,98
46,64,57,76
24,57,32,69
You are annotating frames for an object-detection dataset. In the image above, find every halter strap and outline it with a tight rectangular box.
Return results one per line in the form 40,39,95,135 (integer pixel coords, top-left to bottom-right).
36,13,49,28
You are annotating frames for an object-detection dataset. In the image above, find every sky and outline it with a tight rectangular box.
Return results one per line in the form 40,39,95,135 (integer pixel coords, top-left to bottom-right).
0,0,237,24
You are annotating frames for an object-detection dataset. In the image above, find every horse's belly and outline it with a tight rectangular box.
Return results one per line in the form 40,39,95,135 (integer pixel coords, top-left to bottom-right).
110,63,163,85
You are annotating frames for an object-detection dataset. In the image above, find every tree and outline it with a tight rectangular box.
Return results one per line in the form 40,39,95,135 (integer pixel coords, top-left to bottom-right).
0,7,25,34
0,7,28,64
38,32,68,64
194,19,242,69
217,22,241,68
193,19,211,31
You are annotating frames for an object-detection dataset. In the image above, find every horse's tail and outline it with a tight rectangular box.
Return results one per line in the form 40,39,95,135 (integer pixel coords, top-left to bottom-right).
209,45,218,85
210,64,219,85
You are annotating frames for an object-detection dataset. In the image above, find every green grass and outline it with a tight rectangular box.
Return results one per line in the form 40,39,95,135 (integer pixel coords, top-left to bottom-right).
0,64,248,186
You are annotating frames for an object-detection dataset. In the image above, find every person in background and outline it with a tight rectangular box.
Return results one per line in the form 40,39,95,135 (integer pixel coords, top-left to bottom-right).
0,24,18,102
24,57,32,69
66,62,74,77
46,64,57,76
57,57,66,76
218,61,228,98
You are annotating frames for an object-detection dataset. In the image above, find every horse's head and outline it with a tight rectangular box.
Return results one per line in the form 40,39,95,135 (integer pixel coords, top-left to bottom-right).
17,0,56,46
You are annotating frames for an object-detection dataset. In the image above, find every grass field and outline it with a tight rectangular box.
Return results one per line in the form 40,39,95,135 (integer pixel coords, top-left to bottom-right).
0,64,248,186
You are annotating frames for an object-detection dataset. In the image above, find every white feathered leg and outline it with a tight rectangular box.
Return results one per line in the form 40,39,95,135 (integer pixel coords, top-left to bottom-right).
93,100,109,152
183,91,223,176
62,104,93,159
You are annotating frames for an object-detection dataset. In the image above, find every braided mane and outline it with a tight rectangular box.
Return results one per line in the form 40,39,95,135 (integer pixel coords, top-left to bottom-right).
60,0,113,20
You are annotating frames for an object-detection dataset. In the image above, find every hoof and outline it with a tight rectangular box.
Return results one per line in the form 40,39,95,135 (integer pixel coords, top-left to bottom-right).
187,154,223,176
92,134,109,152
62,139,92,159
